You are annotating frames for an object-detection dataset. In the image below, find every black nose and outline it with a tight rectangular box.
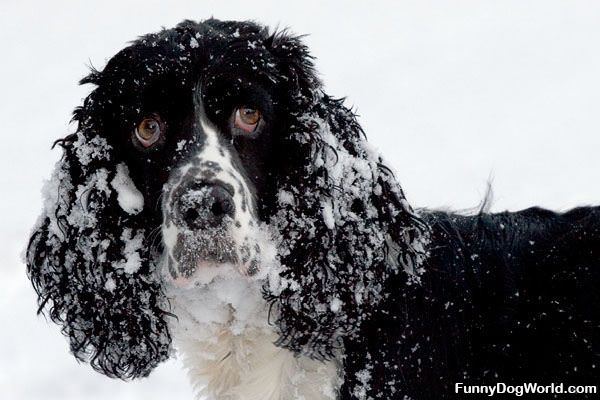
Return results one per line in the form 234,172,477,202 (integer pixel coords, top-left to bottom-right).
175,183,235,229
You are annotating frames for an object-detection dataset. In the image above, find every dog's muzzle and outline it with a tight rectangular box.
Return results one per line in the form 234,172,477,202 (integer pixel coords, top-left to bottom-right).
161,162,261,287
162,175,240,284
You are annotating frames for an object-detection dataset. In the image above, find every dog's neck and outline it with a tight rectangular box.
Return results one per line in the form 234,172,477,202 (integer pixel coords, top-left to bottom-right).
166,267,342,400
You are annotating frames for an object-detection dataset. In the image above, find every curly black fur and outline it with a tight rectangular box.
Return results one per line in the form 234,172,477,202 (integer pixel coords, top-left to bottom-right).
266,93,428,358
27,130,171,378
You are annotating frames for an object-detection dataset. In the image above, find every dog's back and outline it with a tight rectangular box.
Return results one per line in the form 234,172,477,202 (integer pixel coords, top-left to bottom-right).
341,207,600,399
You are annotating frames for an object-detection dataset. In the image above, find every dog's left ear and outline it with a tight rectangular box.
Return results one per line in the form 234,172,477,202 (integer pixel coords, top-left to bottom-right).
265,33,430,359
25,79,171,379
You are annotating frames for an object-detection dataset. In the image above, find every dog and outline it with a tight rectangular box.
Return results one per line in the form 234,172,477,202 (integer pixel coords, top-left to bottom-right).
26,19,600,399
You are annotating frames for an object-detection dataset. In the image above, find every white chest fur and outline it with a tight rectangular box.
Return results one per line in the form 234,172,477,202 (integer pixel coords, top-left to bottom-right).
166,268,342,400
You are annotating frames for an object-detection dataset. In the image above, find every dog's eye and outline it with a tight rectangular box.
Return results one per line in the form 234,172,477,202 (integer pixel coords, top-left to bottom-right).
135,115,164,147
233,106,261,133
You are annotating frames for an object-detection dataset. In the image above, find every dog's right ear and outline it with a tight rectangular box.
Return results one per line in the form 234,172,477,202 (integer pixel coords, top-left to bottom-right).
25,69,171,379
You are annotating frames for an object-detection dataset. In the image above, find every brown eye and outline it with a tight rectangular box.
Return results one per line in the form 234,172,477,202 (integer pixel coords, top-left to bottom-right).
234,106,261,133
135,114,164,147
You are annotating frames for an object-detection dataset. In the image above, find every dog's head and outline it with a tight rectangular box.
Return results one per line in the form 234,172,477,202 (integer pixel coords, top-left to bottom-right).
26,19,428,378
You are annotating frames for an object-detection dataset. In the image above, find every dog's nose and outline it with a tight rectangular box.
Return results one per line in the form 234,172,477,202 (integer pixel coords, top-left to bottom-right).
175,183,235,229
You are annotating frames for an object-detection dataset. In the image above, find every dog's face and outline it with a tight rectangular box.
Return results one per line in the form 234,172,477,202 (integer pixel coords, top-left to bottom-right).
27,19,428,379
96,24,287,284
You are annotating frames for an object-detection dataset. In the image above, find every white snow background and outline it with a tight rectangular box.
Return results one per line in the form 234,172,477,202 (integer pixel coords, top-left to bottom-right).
1,0,600,398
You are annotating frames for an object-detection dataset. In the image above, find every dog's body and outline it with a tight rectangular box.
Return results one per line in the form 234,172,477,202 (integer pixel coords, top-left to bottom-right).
26,19,600,399
344,207,600,398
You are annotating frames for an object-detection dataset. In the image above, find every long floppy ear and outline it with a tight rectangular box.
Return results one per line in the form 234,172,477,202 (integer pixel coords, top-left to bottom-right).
26,84,171,379
266,33,430,359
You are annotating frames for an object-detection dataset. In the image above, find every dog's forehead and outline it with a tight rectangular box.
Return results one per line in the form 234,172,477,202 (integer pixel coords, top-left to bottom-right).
101,21,277,89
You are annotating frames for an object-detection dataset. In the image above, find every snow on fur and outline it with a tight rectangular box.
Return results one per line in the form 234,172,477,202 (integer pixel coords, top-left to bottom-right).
26,129,170,379
111,163,144,215
25,20,431,396
265,88,429,359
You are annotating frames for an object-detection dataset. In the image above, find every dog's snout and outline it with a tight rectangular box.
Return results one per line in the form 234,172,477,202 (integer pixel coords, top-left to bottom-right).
174,182,235,229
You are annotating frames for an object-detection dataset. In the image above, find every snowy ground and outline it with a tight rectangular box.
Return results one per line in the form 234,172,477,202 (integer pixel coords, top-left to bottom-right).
1,1,600,398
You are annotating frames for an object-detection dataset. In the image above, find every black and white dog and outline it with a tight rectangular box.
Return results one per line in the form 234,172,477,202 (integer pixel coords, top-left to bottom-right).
26,19,600,399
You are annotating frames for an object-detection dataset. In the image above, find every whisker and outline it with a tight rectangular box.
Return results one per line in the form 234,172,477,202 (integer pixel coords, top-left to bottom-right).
147,226,163,253
155,191,164,211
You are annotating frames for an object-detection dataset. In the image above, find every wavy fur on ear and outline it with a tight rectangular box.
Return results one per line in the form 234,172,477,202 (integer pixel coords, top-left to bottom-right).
265,34,429,359
26,118,171,378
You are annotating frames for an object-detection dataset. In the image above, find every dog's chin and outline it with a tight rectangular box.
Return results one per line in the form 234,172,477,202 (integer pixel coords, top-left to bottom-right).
166,259,240,288
162,231,262,289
